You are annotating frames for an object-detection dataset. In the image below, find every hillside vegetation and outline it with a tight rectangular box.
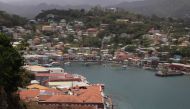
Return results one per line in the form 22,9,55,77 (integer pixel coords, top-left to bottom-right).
36,8,190,49
115,0,190,19
0,11,26,26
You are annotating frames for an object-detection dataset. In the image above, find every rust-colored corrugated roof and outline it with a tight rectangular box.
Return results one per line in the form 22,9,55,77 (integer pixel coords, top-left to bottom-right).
35,73,66,77
19,88,63,102
28,103,97,109
19,90,40,101
38,95,52,101
43,78,82,84
87,28,98,32
43,85,103,103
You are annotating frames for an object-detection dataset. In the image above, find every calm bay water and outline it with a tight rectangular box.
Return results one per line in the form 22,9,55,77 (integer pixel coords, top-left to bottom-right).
64,62,190,109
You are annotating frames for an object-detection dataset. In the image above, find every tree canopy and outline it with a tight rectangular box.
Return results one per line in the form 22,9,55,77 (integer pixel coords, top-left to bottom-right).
0,33,31,93
0,11,27,27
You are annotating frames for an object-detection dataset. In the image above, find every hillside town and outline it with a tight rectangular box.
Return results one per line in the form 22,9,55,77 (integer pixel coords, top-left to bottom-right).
4,8,190,77
1,7,190,109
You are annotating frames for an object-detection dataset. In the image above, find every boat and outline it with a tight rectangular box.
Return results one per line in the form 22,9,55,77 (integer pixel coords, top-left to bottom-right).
42,64,52,67
84,62,90,66
122,65,127,69
64,62,71,66
50,61,61,67
103,64,107,67
143,64,152,70
156,71,184,77
111,62,121,67
156,63,185,77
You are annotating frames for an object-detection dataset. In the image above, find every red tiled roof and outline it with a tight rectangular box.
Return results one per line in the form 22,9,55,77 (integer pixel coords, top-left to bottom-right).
19,90,40,101
87,28,97,32
44,88,62,94
41,85,103,103
38,95,52,101
35,73,66,77
30,104,97,109
43,78,82,83
19,88,62,102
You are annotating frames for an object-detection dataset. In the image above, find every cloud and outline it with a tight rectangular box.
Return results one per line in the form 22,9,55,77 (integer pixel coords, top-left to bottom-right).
0,0,139,6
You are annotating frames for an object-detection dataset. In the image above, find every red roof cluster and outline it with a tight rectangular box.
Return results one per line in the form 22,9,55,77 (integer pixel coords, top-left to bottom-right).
35,73,66,77
19,88,63,102
19,85,103,104
42,85,103,103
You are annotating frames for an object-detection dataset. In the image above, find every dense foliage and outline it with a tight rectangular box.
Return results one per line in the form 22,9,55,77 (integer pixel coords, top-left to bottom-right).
116,0,190,19
0,11,27,27
0,34,23,92
36,8,190,54
0,33,34,109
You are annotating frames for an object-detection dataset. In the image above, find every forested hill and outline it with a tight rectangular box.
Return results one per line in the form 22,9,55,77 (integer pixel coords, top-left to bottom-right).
114,0,190,19
35,8,190,43
35,8,150,27
0,0,189,19
0,11,27,27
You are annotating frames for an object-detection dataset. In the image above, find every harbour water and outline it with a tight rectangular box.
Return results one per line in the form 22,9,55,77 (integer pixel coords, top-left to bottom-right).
64,62,190,109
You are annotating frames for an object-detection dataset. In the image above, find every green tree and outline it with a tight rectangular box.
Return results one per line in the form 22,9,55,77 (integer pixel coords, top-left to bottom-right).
125,45,137,52
0,33,24,92
83,37,101,47
0,33,33,109
140,38,152,47
16,40,29,51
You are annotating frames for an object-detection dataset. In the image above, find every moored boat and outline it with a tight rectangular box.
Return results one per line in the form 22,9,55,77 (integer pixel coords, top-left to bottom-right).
64,61,71,66
122,65,127,69
156,63,185,77
156,71,184,77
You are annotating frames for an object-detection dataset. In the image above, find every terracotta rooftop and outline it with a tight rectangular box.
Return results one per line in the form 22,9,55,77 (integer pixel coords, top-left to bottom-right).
41,85,103,103
43,78,82,83
28,103,97,109
19,90,39,101
87,28,98,32
19,88,63,102
35,73,66,77
38,95,52,101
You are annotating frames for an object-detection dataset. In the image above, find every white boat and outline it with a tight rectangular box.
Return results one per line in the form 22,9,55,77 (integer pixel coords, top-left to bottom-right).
64,62,71,66
50,61,61,67
84,62,90,66
122,65,127,69
143,65,152,70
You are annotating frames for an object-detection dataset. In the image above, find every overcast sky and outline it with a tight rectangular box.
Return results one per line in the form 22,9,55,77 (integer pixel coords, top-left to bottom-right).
0,0,136,2
0,0,141,6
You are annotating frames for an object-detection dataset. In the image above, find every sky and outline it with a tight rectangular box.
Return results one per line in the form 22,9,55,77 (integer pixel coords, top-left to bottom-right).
0,0,140,6
0,0,140,4
0,0,136,2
